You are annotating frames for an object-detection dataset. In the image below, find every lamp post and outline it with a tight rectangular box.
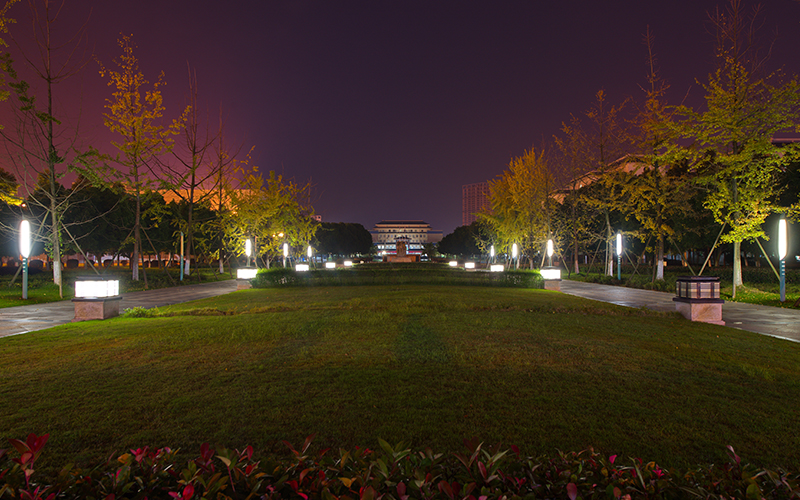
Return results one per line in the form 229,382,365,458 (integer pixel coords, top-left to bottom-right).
547,239,554,267
307,245,313,267
512,243,518,270
616,232,622,281
19,220,30,300
779,217,787,303
490,244,495,264
179,231,184,282
283,242,289,268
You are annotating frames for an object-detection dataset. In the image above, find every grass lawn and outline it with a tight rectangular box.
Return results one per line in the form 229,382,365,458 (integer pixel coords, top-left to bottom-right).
1,285,799,476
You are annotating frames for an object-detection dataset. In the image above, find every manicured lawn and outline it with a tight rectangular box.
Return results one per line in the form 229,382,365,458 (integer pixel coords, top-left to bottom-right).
1,285,799,476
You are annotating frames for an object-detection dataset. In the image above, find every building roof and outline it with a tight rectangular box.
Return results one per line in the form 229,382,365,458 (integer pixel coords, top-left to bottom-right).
374,220,430,226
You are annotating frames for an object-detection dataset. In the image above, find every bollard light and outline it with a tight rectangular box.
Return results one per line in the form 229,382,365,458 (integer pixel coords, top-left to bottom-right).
779,218,787,302
448,261,458,267
19,220,30,300
344,260,353,267
465,262,475,269
325,262,336,269
295,264,310,272
490,264,504,272
236,268,258,279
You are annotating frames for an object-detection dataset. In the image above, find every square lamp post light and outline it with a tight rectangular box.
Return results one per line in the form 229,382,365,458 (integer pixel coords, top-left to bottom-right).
541,239,561,291
72,276,122,321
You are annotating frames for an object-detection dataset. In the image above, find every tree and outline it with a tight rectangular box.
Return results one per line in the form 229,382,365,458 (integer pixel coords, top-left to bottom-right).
437,221,485,258
313,222,373,257
483,147,555,269
684,0,800,296
1,0,94,296
101,34,185,283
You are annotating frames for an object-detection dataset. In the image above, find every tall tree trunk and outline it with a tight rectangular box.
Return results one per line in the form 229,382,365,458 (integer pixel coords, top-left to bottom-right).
655,233,664,281
605,211,613,276
132,189,140,281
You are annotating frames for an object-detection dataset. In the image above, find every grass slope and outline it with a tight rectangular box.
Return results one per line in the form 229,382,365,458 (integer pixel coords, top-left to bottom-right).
1,285,798,474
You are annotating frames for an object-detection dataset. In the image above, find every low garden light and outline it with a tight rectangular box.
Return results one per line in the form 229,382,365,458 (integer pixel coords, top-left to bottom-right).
344,260,353,267
295,264,309,272
779,217,787,302
512,243,518,270
19,220,30,300
448,260,458,267
616,232,622,280
325,262,336,269
73,276,122,321
465,262,475,269
490,264,504,272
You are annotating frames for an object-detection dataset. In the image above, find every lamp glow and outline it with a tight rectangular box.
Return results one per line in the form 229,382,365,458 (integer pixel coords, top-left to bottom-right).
512,243,518,259
540,268,561,280
547,239,554,258
449,261,458,267
779,218,787,261
74,279,120,298
307,245,313,258
245,239,252,257
616,232,622,256
283,243,289,258
490,264,504,272
465,262,475,269
490,245,495,258
19,220,30,258
295,264,309,272
344,260,353,267
237,268,258,279
325,262,336,269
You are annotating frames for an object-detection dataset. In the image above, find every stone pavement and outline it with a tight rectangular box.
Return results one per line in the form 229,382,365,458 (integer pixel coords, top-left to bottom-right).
560,280,800,343
0,279,239,339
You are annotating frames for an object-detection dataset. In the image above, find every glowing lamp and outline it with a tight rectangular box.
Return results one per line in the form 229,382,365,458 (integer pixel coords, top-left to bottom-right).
448,261,458,267
540,267,561,280
490,245,495,258
236,268,258,279
245,239,252,258
512,243,518,259
547,239,554,258
295,264,310,272
344,260,353,267
283,243,289,258
325,262,336,269
465,262,475,269
19,220,31,258
74,279,120,298
779,218,787,261
307,245,313,258
490,264,504,272
616,232,622,256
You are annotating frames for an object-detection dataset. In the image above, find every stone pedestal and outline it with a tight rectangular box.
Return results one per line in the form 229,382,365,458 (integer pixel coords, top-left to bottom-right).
543,279,561,291
72,296,122,321
673,276,724,326
237,280,252,290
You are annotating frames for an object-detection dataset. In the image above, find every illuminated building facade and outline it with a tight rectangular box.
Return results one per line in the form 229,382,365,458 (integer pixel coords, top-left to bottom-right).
370,220,443,254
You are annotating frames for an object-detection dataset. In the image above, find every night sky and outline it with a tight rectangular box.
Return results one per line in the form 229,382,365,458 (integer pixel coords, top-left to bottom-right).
7,0,800,235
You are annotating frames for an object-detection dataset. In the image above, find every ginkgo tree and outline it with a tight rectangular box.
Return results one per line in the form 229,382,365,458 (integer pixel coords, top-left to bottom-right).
101,34,187,283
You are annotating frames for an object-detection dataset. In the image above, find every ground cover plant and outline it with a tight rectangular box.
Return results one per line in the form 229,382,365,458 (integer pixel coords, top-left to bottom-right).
567,266,800,307
1,285,799,484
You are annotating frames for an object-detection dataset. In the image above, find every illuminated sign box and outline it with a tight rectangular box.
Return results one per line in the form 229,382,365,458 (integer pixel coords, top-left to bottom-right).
236,268,258,280
465,262,475,269
540,267,561,280
295,264,310,272
490,264,504,272
325,262,336,269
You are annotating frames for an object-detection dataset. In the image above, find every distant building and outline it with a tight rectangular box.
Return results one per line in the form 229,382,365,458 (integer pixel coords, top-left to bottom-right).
370,220,443,254
462,182,490,226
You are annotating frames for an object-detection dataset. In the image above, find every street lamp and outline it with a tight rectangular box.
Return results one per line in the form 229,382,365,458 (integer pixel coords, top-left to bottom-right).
283,242,289,268
19,220,30,300
779,217,787,303
547,239,554,267
616,232,622,280
490,244,495,264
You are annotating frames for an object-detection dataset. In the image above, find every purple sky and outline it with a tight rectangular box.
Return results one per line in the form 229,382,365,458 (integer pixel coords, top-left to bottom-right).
7,0,800,235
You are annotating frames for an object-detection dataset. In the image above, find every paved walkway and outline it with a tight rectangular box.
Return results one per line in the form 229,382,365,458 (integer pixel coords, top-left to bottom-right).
0,280,239,339
560,280,800,343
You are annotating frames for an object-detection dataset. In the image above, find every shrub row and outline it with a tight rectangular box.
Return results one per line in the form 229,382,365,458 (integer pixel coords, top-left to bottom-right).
3,434,799,500
251,267,544,289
